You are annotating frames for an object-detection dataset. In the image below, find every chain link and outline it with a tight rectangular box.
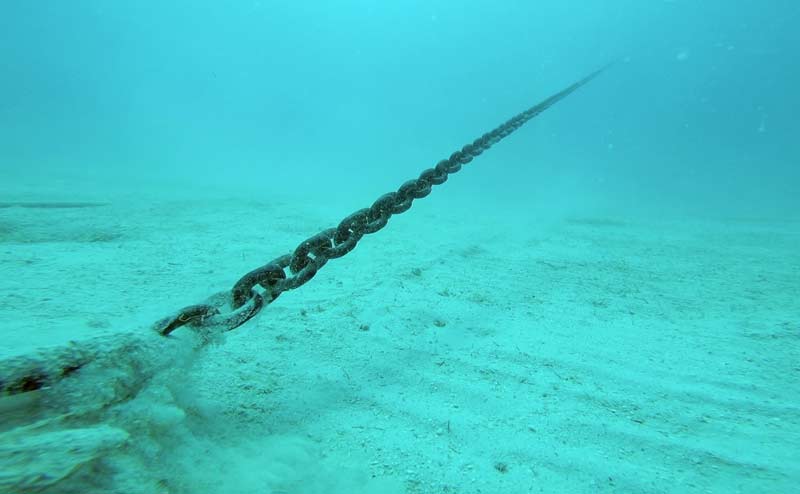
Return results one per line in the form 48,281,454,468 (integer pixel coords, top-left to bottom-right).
154,64,612,337
0,65,612,397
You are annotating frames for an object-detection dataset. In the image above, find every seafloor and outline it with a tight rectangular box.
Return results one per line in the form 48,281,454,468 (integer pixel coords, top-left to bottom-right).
0,177,797,494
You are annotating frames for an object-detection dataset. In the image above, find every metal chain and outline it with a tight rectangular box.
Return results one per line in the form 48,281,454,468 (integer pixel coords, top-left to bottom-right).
153,64,613,336
0,65,612,397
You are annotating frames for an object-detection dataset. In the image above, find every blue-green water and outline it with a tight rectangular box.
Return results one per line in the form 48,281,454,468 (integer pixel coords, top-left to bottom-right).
2,1,797,216
1,3,798,494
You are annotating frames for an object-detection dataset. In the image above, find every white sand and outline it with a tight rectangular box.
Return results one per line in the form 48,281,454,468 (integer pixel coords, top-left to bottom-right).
0,179,798,493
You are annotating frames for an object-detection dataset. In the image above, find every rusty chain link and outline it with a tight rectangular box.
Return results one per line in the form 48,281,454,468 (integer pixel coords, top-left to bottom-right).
153,63,613,337
0,64,612,397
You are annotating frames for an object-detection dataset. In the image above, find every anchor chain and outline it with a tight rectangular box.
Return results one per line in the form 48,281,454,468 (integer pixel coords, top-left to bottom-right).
154,64,612,336
0,64,612,397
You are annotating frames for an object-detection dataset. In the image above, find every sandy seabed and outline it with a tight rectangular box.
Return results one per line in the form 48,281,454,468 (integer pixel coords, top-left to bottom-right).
0,181,798,494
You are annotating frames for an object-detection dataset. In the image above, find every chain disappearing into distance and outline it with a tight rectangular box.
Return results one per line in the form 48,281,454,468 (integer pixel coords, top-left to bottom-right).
153,63,614,337
0,64,614,397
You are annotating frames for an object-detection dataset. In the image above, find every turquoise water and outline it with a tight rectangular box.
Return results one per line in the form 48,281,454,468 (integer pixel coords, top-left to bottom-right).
2,2,797,214
1,2,798,493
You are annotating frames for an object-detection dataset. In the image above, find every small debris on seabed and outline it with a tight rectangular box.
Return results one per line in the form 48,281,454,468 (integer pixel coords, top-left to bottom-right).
494,461,508,473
